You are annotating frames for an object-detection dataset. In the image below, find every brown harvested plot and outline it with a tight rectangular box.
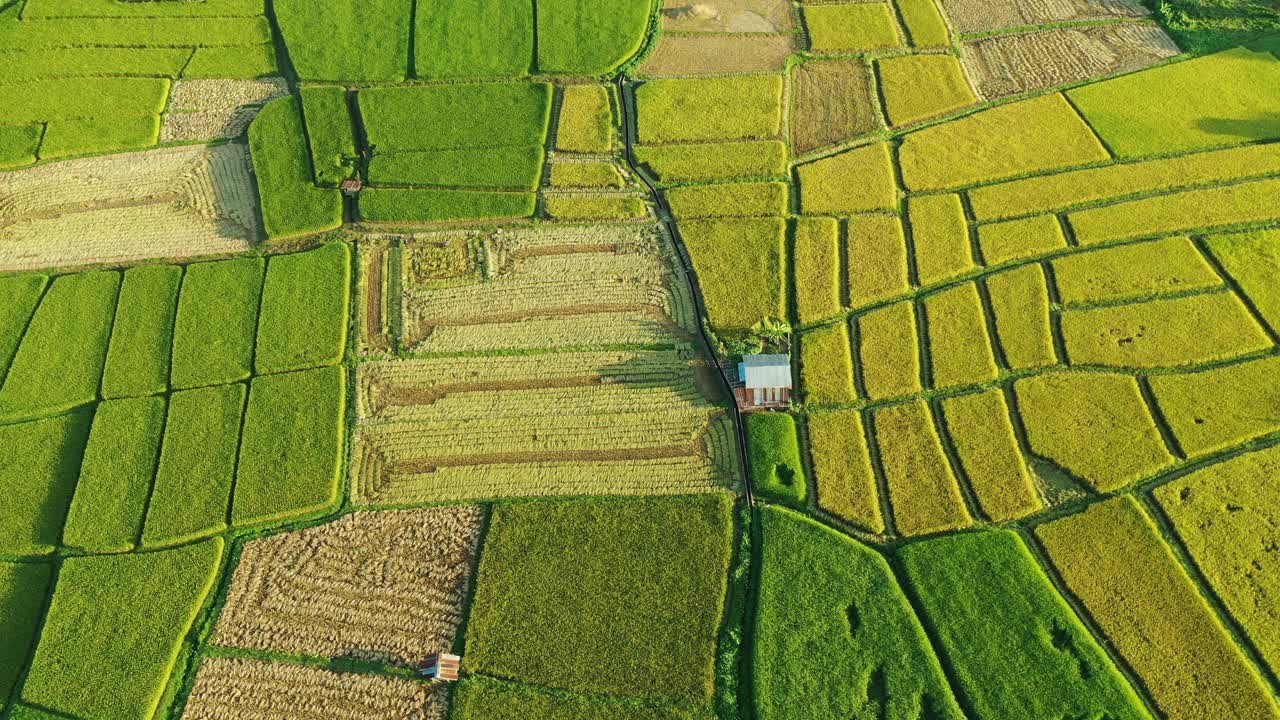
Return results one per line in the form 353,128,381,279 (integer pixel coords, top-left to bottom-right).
807,409,883,533
161,77,289,142
790,58,879,156
985,264,1056,369
183,656,447,720
847,213,909,306
638,34,798,76
659,0,797,32
941,389,1042,521
1037,496,1280,720
962,24,1179,100
210,507,483,664
0,145,258,272
938,0,1150,34
358,240,395,355
874,400,971,536
857,300,921,400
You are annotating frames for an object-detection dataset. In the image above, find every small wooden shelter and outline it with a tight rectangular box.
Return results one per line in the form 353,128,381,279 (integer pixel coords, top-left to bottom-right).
420,653,460,682
735,354,792,408
340,177,363,196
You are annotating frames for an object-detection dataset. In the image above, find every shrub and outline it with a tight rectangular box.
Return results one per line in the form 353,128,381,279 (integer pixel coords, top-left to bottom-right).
360,82,552,150
1052,236,1221,305
857,300,920,400
800,322,856,404
635,140,787,184
1066,47,1280,158
899,93,1109,191
557,84,614,152
1155,445,1280,674
415,0,532,78
968,142,1280,221
360,187,537,222
873,400,971,536
803,3,901,51
62,397,165,553
1148,355,1280,457
1203,228,1280,333
754,506,962,720
1061,291,1270,368
977,214,1066,266
793,216,842,325
0,274,46,383
636,75,784,144
898,0,950,46
255,243,350,374
1014,372,1173,491
680,218,786,331
101,265,181,399
940,389,1041,521
248,97,343,240
984,264,1056,369
1037,496,1278,720
233,366,346,526
923,282,998,389
368,147,545,189
142,384,245,546
797,143,897,214
299,85,357,187
0,562,52,710
1067,177,1280,245
536,0,651,74
0,271,118,422
908,193,973,286
806,409,883,532
21,539,224,720
274,0,412,81
171,257,264,390
667,181,788,218
746,412,807,504
848,213,908,306
878,55,976,126
543,195,648,221
898,530,1151,720
465,495,734,705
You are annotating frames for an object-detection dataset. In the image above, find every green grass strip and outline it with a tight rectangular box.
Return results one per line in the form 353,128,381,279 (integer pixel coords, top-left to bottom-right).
360,82,552,150
39,115,159,160
142,384,245,547
0,562,52,711
360,187,536,222
0,273,47,384
746,412,807,505
368,147,545,190
0,411,92,557
62,396,166,553
101,265,181,399
21,539,224,720
0,271,118,422
232,365,345,526
22,0,264,18
249,96,343,240
414,0,532,78
299,85,357,188
171,257,263,390
0,77,167,124
255,243,350,375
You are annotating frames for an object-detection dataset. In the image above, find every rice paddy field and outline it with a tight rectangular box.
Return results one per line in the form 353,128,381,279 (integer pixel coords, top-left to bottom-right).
1,0,1279,718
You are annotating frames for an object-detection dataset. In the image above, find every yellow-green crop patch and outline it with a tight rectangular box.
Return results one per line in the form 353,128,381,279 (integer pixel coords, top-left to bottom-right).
874,400,971,536
922,282,999,389
1204,228,1280,334
1068,177,1280,245
899,94,1110,191
797,143,898,215
0,274,47,385
1067,47,1280,158
806,409,883,532
0,412,92,557
171,258,263,390
543,195,649,221
969,143,1280,221
101,266,181,400
803,3,902,52
681,218,787,331
1037,496,1280,720
977,214,1067,266
908,193,974,286
558,84,614,153
941,389,1042,522
1155,445,1280,677
550,162,625,188
794,217,842,325
1061,291,1271,369
801,322,857,404
361,188,538,223
848,213,909,306
1015,372,1173,491
897,0,950,46
1149,355,1280,457
1052,237,1222,305
635,141,788,184
667,181,789,218
857,300,921,400
636,75,784,144
878,55,976,127
985,264,1057,370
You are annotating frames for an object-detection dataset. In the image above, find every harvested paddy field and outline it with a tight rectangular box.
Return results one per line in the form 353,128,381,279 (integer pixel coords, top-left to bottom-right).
161,77,289,142
938,0,1151,34
790,58,879,154
637,33,799,76
0,145,260,271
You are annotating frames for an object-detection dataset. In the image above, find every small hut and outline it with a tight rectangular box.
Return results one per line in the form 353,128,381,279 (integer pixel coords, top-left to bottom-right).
340,177,363,196
735,354,792,408
420,653,460,682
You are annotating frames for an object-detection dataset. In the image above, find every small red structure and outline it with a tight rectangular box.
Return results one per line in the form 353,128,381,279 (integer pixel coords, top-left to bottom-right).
420,653,460,682
340,178,363,196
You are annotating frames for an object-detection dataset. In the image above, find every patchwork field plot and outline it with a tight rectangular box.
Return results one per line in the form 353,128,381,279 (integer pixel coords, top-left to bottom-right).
0,145,260,271
937,0,1151,34
638,34,799,76
161,77,289,142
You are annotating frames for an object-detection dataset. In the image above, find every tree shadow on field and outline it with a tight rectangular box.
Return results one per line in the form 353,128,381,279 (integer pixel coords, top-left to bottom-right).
1195,114,1280,141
